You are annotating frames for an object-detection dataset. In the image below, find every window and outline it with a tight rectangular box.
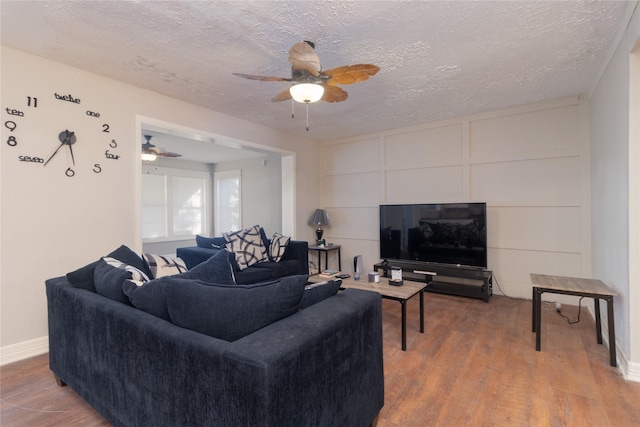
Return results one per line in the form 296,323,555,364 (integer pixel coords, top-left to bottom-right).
142,166,209,241
214,170,242,234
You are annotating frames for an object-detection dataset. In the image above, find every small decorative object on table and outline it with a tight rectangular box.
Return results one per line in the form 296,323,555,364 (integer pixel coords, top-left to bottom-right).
389,266,403,286
368,272,380,283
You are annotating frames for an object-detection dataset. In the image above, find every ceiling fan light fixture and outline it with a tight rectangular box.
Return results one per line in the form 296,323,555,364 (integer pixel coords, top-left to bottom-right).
290,83,324,103
141,152,157,161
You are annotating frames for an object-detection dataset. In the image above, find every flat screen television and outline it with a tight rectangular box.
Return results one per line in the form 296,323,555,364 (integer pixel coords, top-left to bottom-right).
379,202,487,269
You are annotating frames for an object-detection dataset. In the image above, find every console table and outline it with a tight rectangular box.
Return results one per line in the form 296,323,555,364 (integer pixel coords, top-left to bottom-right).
309,274,425,351
530,273,617,367
373,260,493,302
308,244,341,274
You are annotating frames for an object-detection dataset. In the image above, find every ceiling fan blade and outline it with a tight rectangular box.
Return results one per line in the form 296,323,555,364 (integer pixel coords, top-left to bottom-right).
322,64,380,85
271,88,293,103
321,85,348,103
158,152,182,158
288,41,321,77
232,73,292,82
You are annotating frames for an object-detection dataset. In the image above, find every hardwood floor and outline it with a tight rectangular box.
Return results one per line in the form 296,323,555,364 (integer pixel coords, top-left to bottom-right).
2,293,640,426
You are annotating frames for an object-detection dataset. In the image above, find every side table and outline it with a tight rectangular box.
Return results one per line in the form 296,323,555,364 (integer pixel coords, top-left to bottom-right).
308,244,342,274
531,273,617,367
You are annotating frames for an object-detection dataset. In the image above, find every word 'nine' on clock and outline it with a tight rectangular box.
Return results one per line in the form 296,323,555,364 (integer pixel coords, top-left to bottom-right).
55,93,81,104
105,150,120,159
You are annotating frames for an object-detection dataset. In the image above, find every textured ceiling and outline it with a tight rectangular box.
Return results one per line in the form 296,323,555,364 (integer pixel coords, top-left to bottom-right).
0,1,633,142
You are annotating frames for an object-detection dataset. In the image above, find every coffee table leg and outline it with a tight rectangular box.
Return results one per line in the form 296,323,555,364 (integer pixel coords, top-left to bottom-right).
419,290,424,333
535,289,542,351
532,287,536,332
401,300,407,351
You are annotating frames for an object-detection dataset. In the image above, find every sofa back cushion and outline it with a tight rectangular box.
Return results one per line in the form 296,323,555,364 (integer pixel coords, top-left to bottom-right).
181,249,236,283
300,279,342,309
196,234,226,249
95,257,150,305
124,273,308,341
166,274,308,341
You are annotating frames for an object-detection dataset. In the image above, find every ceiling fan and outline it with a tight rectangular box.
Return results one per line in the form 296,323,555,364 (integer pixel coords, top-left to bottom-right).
141,135,182,161
233,41,379,129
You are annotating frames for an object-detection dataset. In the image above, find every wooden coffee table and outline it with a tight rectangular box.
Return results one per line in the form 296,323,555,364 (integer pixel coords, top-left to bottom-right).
309,275,426,351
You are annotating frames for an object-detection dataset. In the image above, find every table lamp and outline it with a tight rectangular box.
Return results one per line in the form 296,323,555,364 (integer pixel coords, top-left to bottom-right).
309,209,330,245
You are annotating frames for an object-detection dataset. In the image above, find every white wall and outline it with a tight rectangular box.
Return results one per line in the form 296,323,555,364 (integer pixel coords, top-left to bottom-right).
320,96,591,300
212,154,283,236
0,46,319,362
589,4,640,381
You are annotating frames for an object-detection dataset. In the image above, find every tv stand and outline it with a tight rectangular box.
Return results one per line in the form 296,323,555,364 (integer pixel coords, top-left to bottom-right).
373,260,492,302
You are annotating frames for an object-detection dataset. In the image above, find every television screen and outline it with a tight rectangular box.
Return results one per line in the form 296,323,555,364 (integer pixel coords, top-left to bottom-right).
379,202,487,268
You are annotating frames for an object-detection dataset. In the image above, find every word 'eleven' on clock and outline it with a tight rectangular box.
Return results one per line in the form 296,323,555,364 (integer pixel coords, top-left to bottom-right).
3,93,120,177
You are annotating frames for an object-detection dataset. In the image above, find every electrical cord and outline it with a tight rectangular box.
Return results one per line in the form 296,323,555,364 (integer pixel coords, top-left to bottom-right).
557,296,584,324
492,273,584,325
491,274,522,300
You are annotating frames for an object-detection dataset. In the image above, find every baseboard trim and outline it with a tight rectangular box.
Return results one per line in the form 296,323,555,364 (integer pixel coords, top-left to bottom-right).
0,336,49,366
622,354,640,382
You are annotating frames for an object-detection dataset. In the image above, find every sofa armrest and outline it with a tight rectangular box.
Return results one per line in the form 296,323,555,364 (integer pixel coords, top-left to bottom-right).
222,288,384,427
280,240,309,275
46,277,237,426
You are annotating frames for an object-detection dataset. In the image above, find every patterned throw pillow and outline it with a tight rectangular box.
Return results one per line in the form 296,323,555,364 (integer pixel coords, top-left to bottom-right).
103,257,150,282
223,225,269,270
269,233,291,262
143,254,188,279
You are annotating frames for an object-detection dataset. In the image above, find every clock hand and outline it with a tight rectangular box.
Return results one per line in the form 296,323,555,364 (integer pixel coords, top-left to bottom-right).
68,142,75,165
43,141,66,166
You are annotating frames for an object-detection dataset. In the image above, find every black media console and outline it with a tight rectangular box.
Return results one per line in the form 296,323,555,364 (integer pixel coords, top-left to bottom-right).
373,260,493,302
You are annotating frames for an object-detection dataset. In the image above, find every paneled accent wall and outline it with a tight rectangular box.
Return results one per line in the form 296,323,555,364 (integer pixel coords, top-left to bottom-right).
320,97,589,299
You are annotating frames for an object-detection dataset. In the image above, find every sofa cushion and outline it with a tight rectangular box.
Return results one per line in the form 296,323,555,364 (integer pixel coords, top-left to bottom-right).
166,274,308,341
66,244,150,292
180,249,236,284
143,253,188,279
300,279,342,309
123,249,237,317
124,274,307,341
223,225,269,270
196,234,226,249
95,258,150,305
269,233,291,262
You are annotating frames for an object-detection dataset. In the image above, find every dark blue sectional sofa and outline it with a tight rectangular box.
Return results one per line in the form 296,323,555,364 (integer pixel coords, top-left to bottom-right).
46,246,384,427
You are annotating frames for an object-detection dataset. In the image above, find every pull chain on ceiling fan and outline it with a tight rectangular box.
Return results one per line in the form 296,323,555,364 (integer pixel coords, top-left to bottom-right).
233,41,379,131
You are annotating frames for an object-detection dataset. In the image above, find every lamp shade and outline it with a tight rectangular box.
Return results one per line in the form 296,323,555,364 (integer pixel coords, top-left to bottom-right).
309,209,331,227
290,83,324,103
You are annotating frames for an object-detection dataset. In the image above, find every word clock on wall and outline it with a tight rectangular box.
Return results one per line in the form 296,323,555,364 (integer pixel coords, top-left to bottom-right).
3,91,121,179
